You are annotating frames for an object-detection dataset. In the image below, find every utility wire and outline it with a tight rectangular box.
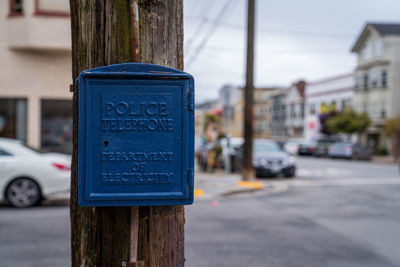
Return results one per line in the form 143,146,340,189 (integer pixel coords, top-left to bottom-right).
202,44,346,53
185,0,216,54
185,15,354,38
185,0,238,67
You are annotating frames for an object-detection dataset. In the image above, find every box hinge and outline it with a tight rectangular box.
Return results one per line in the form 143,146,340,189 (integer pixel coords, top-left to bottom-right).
188,90,194,111
187,168,194,188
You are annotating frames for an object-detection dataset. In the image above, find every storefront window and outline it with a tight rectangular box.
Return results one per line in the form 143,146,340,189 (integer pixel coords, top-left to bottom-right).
35,0,69,16
0,99,27,142
41,100,72,154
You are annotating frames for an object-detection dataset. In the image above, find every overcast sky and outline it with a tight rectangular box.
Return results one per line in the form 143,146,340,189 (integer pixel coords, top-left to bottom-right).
183,0,400,103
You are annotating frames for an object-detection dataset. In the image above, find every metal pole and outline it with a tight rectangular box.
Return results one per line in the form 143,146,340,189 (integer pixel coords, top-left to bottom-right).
129,207,139,267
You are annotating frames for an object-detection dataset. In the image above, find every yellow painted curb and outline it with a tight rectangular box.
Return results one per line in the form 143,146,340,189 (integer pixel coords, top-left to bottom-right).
194,188,205,197
236,181,264,190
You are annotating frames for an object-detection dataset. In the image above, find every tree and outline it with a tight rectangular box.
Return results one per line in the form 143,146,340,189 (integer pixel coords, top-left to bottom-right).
326,108,371,138
203,113,220,131
70,1,184,266
319,111,338,135
383,115,400,160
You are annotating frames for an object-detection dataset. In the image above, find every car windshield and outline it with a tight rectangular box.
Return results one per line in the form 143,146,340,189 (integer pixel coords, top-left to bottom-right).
333,142,352,148
301,140,315,146
254,141,282,154
317,140,334,147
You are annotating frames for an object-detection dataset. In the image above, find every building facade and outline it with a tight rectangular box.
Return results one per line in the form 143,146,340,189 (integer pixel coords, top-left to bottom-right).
253,87,276,138
219,85,241,138
231,97,244,138
268,88,288,142
0,0,72,153
351,23,400,149
284,81,306,138
230,87,282,138
195,100,221,142
304,73,354,141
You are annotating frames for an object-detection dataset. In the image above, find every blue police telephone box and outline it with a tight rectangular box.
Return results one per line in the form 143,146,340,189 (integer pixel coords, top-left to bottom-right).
77,63,194,206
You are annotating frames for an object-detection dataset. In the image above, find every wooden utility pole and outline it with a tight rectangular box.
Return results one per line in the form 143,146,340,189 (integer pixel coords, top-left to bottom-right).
242,0,255,181
69,1,185,266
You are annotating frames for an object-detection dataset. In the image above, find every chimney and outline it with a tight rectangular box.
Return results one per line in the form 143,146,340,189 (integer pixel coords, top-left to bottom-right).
295,80,306,98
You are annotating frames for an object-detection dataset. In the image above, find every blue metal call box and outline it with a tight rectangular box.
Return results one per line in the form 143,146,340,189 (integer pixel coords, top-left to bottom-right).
77,63,194,206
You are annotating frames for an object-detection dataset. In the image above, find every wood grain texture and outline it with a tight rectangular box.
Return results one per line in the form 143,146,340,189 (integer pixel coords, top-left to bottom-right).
70,0,184,266
137,1,185,266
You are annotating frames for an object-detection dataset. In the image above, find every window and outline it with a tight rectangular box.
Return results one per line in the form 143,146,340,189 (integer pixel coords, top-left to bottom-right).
363,74,369,90
35,0,69,16
371,71,378,88
290,103,295,119
342,99,352,110
361,46,367,61
362,44,372,61
0,149,12,156
381,101,386,119
354,76,360,90
309,103,316,115
0,99,27,142
374,40,383,58
9,0,23,16
381,109,386,119
41,100,72,154
300,103,305,119
282,105,286,119
382,70,387,88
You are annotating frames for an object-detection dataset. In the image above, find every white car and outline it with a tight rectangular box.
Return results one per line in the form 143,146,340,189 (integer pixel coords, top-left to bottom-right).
0,138,71,208
284,139,303,155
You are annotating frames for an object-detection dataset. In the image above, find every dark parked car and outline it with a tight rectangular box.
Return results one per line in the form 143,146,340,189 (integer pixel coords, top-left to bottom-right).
314,139,336,157
232,139,296,178
298,140,316,156
328,142,372,160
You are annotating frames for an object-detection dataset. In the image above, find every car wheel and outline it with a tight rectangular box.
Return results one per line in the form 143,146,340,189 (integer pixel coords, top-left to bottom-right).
6,178,41,208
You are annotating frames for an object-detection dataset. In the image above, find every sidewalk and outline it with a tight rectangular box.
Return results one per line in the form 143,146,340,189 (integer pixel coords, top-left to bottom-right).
194,170,285,200
373,156,398,165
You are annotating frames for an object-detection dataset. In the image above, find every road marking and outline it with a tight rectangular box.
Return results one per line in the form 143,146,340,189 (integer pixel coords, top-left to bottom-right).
194,188,205,197
298,168,353,178
237,181,264,189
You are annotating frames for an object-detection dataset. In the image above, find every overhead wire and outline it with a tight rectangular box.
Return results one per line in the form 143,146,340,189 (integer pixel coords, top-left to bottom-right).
185,0,216,54
202,44,347,53
185,0,238,67
185,15,354,38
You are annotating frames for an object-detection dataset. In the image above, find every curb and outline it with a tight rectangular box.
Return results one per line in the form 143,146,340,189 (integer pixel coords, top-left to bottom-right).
220,187,263,197
194,180,289,200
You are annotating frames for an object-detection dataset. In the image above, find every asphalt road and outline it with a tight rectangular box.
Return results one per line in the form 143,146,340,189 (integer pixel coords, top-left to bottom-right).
186,158,400,267
0,157,399,267
0,205,70,267
296,157,399,180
